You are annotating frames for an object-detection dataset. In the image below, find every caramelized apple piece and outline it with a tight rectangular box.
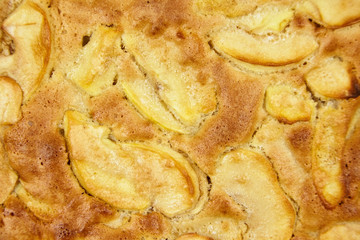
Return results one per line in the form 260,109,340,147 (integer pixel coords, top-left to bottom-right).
0,1,50,100
0,141,17,204
64,111,200,217
238,3,294,34
68,26,121,96
312,104,349,207
214,149,295,240
176,233,213,240
212,29,318,66
265,85,314,124
307,0,360,27
305,57,358,99
122,32,216,127
0,76,22,124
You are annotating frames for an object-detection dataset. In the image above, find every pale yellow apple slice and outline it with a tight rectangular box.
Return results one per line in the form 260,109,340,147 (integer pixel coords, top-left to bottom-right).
193,0,272,18
265,85,314,124
122,32,216,126
307,0,360,27
119,68,191,134
64,110,200,217
312,104,349,208
214,149,295,240
0,1,50,100
0,76,22,124
212,29,318,66
305,57,358,99
238,3,294,34
0,141,17,204
68,26,121,96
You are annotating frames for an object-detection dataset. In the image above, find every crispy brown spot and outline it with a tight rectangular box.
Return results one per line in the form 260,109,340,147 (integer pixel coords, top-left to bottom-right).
0,195,48,239
137,213,164,234
293,14,308,28
125,0,190,36
286,123,313,171
179,33,206,66
176,30,185,39
206,193,246,219
50,0,123,67
320,25,360,75
90,88,155,141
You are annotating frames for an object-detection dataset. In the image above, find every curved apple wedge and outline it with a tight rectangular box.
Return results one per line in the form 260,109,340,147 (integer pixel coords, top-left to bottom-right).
305,57,359,99
0,76,22,124
68,26,121,96
214,149,295,240
0,141,17,204
304,0,360,27
312,104,349,208
0,1,50,100
212,29,318,67
63,111,200,217
122,32,217,127
120,70,192,134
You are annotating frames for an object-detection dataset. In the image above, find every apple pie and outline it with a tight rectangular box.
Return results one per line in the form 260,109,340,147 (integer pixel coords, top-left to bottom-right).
1,0,360,239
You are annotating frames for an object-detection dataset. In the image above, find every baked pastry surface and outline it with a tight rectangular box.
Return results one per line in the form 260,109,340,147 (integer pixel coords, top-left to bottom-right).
1,0,360,239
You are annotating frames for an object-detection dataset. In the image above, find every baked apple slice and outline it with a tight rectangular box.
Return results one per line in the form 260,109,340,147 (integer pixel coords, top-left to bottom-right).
212,29,318,67
122,31,216,127
312,104,349,208
214,149,295,240
119,60,192,134
303,0,360,27
0,1,50,100
305,57,359,99
238,3,294,34
0,76,22,124
64,110,200,217
265,84,314,124
68,26,121,96
193,0,274,18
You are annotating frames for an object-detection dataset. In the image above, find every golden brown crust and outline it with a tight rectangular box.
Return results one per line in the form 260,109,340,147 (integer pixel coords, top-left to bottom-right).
90,87,155,141
0,195,48,240
285,122,313,171
1,0,360,239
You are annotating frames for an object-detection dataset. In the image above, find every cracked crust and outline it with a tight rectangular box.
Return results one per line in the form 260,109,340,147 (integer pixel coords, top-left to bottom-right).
1,0,360,239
